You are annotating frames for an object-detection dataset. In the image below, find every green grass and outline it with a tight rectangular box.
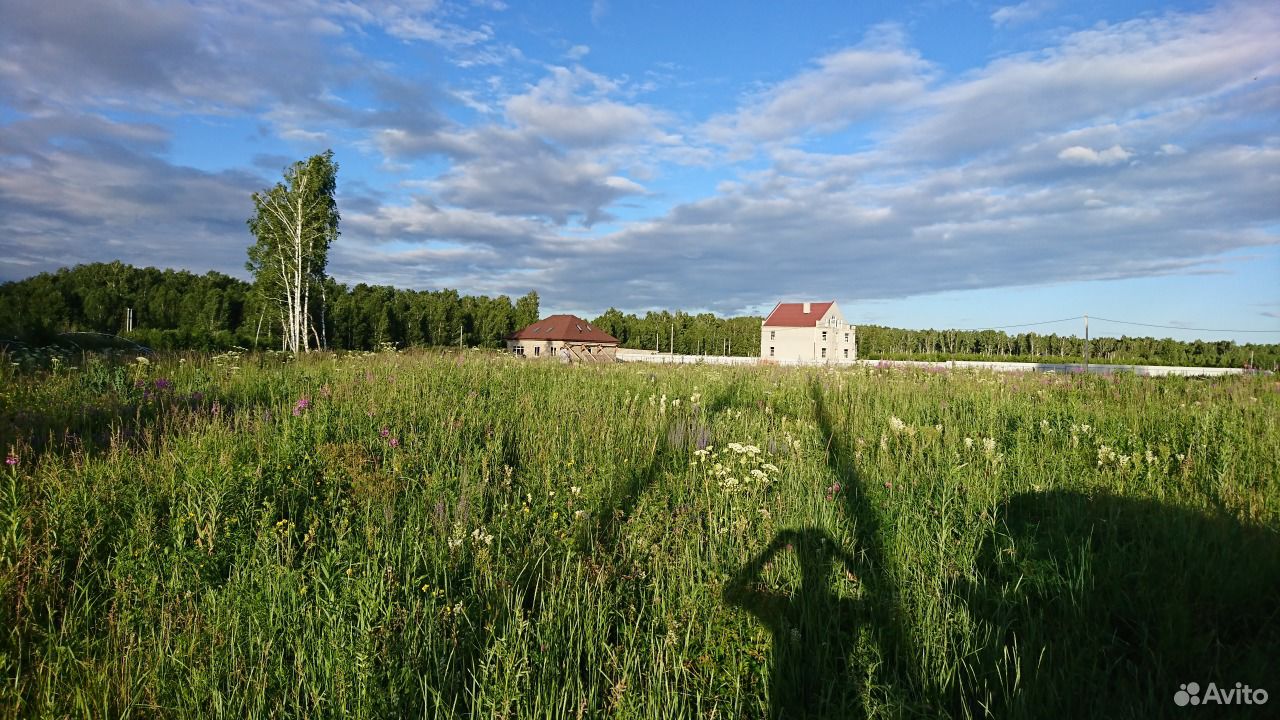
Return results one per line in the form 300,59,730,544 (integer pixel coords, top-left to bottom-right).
2,351,1277,718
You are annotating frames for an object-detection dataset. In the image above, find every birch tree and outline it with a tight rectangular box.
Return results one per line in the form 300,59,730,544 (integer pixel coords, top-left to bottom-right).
246,151,339,353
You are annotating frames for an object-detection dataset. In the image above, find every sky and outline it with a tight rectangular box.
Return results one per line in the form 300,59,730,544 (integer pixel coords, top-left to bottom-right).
1,0,1278,343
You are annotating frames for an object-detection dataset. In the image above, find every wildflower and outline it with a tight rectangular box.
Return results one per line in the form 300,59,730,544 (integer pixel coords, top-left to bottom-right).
388,438,400,448
884,481,893,489
292,396,310,416
154,378,172,391
964,437,974,449
571,486,581,496
4,452,16,467
889,416,907,434
380,427,390,438
982,438,996,455
1097,445,1117,467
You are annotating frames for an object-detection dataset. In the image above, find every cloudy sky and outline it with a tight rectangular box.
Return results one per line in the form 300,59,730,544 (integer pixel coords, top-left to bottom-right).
1,0,1278,341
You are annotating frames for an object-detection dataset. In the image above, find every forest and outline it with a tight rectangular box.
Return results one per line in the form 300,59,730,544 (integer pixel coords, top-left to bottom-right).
1,261,1276,368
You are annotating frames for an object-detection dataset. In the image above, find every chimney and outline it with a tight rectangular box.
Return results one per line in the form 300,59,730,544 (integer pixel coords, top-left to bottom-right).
803,302,811,314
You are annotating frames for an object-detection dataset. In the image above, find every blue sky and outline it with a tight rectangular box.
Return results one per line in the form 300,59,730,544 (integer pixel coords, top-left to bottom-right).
1,0,1277,343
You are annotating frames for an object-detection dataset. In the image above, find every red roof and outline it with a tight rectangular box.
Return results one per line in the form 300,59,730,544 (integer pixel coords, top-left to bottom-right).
509,314,619,344
763,301,835,327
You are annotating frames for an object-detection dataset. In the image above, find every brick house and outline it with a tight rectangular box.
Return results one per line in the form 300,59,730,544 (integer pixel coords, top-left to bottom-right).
506,314,620,362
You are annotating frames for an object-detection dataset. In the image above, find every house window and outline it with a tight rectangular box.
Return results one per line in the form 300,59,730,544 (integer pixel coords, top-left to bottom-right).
821,348,827,358
822,331,827,341
769,346,775,357
844,333,849,342
515,346,524,356
534,346,540,356
770,331,775,340
843,348,848,358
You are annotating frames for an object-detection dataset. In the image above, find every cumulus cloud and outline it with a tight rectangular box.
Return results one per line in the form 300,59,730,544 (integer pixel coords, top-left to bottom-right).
894,2,1280,162
703,26,932,146
0,115,263,281
1,0,1277,319
1058,145,1133,165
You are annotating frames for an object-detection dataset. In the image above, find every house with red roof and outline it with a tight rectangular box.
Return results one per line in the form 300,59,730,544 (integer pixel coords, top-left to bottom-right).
506,314,620,362
761,301,857,363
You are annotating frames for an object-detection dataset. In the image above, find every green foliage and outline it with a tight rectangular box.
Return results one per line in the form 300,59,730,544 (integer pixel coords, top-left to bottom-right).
591,307,763,356
246,151,341,352
0,263,539,352
857,324,1279,370
1,355,1276,718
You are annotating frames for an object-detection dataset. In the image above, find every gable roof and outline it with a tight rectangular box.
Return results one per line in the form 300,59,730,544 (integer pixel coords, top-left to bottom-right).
509,314,619,344
763,301,836,327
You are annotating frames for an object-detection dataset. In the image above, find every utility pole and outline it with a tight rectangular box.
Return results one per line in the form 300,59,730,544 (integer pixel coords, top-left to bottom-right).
459,325,463,349
1083,314,1089,372
670,324,674,356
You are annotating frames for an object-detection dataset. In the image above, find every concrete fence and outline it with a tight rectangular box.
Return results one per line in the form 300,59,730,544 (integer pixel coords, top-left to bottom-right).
614,351,1252,377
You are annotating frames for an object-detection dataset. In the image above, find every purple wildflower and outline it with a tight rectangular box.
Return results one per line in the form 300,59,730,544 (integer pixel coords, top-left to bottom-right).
4,452,17,467
293,396,310,416
211,401,221,417
380,427,390,438
388,438,400,448
154,378,172,391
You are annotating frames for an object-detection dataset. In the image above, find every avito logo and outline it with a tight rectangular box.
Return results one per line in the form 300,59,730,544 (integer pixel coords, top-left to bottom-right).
1175,682,1269,707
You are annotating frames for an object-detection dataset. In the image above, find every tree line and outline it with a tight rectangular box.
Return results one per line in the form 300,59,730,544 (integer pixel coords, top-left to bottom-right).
0,261,539,352
2,264,1275,368
856,324,1279,370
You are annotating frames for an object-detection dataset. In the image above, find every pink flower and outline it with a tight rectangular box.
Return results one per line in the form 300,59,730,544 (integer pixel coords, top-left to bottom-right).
388,438,400,448
4,453,16,466
884,481,893,489
380,427,390,438
292,396,310,416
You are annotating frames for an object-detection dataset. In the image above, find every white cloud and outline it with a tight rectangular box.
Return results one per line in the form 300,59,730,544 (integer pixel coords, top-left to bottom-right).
991,0,1055,28
1058,145,1133,166
703,26,932,145
895,2,1280,162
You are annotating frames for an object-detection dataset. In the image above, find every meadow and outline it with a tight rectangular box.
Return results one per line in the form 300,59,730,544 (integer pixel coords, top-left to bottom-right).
1,350,1277,718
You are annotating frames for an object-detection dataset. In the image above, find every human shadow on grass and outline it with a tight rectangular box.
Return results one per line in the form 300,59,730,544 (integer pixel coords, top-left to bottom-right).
964,490,1280,719
722,379,933,719
723,527,867,718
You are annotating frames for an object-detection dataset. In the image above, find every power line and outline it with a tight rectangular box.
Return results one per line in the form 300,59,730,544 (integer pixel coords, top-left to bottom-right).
928,316,1082,332
1090,316,1280,334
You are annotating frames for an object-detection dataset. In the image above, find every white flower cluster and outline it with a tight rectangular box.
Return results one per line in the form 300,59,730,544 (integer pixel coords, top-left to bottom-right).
695,443,780,494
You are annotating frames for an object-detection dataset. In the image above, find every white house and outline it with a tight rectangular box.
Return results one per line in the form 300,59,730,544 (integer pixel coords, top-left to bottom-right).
760,301,856,363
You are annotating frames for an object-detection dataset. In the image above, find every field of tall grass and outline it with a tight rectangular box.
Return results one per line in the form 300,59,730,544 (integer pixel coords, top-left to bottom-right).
2,350,1277,718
